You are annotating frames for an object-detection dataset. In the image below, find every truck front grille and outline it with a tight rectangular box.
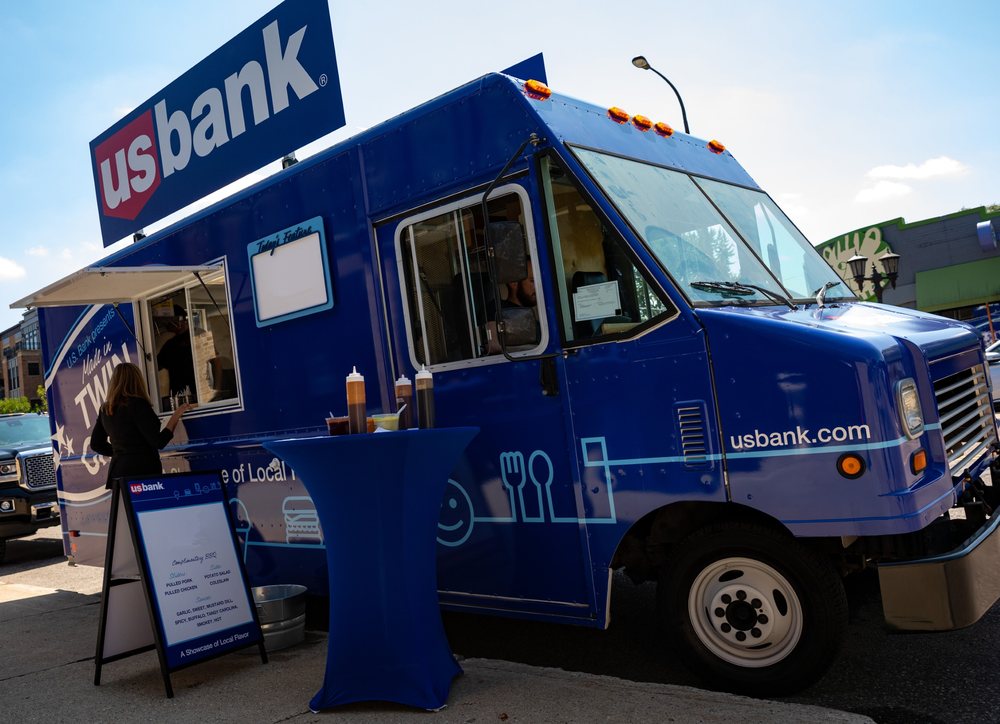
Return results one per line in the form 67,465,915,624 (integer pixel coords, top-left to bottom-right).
932,365,997,477
21,453,56,490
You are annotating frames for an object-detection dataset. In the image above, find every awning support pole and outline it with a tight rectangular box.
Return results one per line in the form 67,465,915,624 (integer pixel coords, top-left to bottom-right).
112,302,150,361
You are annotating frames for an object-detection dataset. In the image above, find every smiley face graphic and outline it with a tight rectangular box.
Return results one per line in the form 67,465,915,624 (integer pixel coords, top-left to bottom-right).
437,479,475,547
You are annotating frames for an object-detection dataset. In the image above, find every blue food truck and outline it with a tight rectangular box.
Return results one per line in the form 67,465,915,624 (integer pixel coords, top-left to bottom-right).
15,72,1000,695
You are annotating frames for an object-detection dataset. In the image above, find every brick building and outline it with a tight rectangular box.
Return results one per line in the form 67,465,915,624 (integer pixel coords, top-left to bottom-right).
1,309,43,405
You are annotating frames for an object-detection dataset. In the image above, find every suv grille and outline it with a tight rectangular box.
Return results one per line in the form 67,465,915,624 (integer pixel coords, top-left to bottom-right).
933,365,997,477
21,452,56,490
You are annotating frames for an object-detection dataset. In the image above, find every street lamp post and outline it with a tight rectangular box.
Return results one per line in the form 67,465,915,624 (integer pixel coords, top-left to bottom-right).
846,251,901,303
631,55,690,134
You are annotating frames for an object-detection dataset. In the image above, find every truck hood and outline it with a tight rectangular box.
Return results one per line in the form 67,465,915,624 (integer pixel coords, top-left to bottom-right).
697,302,978,361
0,443,52,459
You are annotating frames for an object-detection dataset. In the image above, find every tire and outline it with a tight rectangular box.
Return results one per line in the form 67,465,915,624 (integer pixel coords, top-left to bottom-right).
659,521,848,696
0,537,6,564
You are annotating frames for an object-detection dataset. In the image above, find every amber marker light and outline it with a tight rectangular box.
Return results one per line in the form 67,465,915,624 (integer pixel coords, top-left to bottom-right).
837,453,866,480
632,114,653,131
654,122,674,137
708,139,726,154
524,79,552,100
608,107,630,124
910,449,928,475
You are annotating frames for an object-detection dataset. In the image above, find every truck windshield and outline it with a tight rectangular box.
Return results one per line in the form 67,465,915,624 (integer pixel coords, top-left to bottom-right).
572,148,850,305
693,177,852,301
0,415,50,446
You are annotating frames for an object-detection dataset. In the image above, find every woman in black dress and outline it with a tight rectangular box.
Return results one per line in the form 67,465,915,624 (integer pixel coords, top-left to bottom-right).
90,362,194,489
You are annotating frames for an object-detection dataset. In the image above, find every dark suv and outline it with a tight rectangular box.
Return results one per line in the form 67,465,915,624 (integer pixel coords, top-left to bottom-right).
0,413,58,562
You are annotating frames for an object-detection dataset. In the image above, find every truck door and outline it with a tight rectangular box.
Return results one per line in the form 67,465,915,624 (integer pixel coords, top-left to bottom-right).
536,155,727,573
374,183,599,622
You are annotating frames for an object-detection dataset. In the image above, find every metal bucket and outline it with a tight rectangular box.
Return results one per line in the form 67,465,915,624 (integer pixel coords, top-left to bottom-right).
251,584,308,651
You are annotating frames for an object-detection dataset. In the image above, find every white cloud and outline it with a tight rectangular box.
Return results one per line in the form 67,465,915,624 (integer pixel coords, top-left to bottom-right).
776,192,809,220
855,180,913,204
866,156,968,181
0,257,27,280
25,246,49,257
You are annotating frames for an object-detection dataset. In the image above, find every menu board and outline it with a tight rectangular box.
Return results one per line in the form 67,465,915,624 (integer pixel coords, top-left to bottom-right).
123,472,261,670
248,216,334,328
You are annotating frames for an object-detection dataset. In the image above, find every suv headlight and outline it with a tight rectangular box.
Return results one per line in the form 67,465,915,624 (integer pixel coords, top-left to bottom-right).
896,378,924,439
0,460,17,482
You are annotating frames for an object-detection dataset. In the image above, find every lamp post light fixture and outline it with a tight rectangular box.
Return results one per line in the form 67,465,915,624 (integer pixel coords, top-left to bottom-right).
846,251,901,303
631,55,690,134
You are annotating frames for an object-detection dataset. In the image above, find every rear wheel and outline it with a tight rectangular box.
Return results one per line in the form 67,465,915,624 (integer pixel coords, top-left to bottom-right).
0,537,6,563
659,522,847,696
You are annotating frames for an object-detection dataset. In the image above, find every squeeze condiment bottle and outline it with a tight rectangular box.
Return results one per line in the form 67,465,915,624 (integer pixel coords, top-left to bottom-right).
346,367,366,434
415,365,435,429
395,374,414,429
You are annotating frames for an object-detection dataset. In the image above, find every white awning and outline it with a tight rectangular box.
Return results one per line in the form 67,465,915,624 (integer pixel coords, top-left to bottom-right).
10,265,223,309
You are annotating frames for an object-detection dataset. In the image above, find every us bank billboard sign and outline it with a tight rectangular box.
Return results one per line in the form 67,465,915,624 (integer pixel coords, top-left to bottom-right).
90,0,345,246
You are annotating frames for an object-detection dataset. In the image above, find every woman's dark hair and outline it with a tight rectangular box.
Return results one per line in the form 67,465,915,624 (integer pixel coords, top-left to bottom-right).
104,363,151,415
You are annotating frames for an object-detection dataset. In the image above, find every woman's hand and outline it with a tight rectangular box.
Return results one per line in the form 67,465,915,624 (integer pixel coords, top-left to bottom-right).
166,402,196,431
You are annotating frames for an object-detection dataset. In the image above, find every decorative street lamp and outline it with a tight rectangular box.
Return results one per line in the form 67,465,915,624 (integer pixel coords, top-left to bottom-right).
631,55,690,134
846,251,901,303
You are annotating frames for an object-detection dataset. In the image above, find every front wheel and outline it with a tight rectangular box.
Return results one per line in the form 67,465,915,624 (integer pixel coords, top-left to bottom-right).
659,522,847,696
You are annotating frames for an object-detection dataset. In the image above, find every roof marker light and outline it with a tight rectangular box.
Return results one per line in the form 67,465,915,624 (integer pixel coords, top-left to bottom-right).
608,107,630,124
653,122,674,137
632,115,652,131
524,79,552,101
708,139,726,154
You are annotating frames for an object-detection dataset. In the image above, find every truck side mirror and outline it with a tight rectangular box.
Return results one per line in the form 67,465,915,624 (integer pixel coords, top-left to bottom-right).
489,221,529,284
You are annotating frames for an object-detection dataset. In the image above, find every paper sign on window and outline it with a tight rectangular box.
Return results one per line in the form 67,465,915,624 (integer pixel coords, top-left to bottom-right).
573,280,621,322
248,216,334,327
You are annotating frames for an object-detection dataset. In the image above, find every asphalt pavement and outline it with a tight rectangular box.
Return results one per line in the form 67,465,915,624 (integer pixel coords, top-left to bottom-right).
0,530,872,724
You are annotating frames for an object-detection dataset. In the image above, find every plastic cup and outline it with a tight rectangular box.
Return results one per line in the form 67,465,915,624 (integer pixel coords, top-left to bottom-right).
372,414,399,431
326,416,350,436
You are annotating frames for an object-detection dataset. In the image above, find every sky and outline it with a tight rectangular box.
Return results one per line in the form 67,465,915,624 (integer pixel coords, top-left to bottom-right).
0,0,997,331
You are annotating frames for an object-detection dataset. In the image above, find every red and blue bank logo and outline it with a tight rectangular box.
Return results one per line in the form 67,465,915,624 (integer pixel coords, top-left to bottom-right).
89,0,344,246
130,481,166,495
94,111,161,220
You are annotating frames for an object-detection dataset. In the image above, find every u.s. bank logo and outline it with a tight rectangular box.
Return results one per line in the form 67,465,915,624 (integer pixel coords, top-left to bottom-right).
94,111,161,220
91,4,334,234
94,20,319,219
130,481,165,495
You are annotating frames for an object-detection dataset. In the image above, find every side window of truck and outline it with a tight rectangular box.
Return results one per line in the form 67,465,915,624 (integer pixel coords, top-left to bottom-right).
397,189,545,367
540,157,675,344
146,268,238,410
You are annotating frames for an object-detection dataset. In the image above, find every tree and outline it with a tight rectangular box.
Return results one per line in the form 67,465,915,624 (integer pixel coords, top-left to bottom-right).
987,204,1000,215
35,385,48,413
0,397,31,414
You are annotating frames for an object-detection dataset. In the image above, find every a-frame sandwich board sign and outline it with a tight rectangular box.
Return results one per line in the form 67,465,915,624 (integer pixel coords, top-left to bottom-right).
94,470,267,697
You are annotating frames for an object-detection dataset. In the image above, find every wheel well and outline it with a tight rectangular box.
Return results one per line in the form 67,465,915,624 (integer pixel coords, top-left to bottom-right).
611,501,829,584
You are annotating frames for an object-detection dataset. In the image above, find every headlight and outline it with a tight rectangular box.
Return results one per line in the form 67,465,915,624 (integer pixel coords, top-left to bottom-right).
0,460,17,477
896,378,924,439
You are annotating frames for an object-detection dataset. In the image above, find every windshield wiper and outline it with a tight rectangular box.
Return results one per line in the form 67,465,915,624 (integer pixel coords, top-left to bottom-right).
690,280,797,310
689,281,755,298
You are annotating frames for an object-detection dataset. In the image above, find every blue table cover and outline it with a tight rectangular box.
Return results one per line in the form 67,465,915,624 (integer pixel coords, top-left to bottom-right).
263,427,478,711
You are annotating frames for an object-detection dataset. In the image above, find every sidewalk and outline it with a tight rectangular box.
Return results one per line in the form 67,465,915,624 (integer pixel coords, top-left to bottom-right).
0,553,873,724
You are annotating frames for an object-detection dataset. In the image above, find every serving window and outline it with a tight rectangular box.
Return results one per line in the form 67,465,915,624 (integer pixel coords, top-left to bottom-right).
396,185,546,369
143,267,239,411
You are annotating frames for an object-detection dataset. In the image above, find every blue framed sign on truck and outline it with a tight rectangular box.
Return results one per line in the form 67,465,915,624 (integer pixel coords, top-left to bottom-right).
94,471,266,698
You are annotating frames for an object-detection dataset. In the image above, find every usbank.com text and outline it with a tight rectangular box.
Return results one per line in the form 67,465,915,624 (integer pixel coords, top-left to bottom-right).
730,424,872,451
